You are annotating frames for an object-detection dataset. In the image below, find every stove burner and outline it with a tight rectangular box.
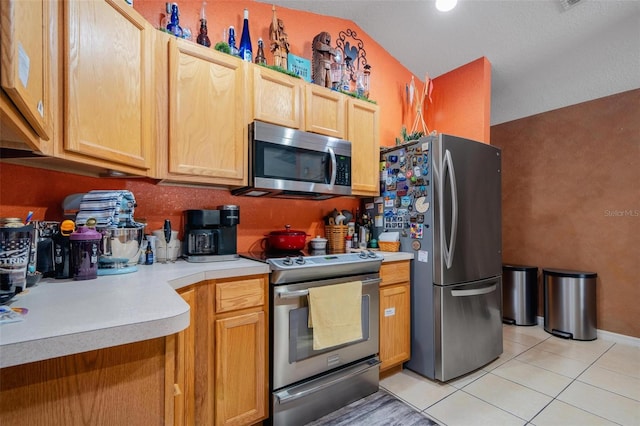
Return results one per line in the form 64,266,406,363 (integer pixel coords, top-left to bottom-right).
241,250,384,285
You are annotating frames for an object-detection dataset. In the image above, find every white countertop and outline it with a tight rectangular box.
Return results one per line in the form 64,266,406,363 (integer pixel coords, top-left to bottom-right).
0,258,269,368
376,251,414,262
0,252,411,369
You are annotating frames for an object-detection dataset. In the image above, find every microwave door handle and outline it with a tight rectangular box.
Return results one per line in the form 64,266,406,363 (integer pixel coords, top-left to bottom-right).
328,147,337,186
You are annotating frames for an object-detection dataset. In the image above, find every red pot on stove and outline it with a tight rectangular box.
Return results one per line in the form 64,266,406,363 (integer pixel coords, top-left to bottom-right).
266,225,309,251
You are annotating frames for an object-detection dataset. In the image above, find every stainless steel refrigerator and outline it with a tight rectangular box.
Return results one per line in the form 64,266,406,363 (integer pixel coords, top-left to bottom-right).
366,133,503,381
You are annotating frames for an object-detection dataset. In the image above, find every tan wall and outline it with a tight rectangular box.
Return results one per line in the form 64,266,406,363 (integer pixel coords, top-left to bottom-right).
491,89,640,338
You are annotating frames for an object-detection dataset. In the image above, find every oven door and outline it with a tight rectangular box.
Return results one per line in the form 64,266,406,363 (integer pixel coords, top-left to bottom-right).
272,273,380,391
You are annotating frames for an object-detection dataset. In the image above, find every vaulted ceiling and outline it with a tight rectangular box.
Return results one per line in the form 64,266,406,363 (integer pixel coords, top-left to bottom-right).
258,0,640,125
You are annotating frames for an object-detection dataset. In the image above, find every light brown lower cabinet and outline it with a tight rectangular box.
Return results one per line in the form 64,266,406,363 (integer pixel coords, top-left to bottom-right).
176,275,269,426
174,288,196,426
0,337,173,426
379,260,411,373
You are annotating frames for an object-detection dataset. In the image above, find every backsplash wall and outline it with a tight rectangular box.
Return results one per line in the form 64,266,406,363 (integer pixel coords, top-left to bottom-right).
491,89,640,338
0,162,359,252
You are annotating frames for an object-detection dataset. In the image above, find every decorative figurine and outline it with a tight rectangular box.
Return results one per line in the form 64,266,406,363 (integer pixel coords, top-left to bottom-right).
312,32,336,88
269,6,290,68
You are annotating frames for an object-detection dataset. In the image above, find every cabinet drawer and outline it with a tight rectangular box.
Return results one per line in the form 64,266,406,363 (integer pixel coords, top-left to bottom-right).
380,261,410,286
215,277,265,313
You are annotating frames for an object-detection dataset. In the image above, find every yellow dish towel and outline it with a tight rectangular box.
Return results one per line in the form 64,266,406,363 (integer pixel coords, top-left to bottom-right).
308,281,363,350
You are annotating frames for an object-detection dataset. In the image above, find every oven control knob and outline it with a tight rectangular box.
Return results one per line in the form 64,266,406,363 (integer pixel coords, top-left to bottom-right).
295,255,305,265
283,256,293,266
368,250,378,258
358,251,368,259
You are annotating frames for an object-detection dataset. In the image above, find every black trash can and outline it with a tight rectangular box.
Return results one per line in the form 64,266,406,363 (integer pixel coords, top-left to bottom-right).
543,268,597,341
502,264,538,326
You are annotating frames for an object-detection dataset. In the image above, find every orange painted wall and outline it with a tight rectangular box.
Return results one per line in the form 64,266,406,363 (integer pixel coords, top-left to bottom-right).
135,0,423,146
0,162,358,252
1,0,490,252
426,57,491,143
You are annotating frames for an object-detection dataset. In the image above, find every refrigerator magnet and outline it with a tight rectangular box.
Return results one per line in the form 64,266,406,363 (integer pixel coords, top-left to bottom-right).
415,197,429,213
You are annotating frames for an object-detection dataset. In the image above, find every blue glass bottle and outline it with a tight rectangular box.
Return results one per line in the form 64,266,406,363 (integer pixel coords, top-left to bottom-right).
238,8,252,62
228,26,239,57
166,4,183,38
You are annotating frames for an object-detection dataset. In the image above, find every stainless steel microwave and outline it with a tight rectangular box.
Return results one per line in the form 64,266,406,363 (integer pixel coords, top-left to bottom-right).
232,121,352,200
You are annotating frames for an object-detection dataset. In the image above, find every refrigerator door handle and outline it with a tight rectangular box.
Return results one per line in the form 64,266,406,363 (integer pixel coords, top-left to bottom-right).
443,149,458,269
451,284,497,297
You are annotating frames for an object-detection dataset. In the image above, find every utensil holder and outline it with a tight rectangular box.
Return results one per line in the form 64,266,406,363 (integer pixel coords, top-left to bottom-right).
325,225,348,253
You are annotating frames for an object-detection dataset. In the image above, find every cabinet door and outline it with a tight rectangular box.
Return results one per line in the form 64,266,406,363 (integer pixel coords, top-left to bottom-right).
304,85,345,138
347,98,380,196
168,38,246,185
252,64,302,129
379,284,411,371
64,0,151,171
0,0,51,141
175,288,195,426
215,311,266,426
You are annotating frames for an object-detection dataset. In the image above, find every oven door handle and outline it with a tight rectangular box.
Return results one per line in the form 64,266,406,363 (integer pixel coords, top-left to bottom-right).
275,358,381,404
276,277,381,299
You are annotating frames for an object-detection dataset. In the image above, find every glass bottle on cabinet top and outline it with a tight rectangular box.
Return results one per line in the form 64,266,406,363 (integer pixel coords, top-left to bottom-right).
238,8,253,62
166,3,183,38
196,2,211,47
255,38,266,65
228,26,239,57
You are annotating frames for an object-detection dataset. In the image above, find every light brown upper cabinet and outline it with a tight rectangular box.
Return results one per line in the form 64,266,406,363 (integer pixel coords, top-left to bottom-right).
250,63,303,130
1,0,51,141
156,36,246,186
63,0,152,173
347,98,380,196
304,84,346,139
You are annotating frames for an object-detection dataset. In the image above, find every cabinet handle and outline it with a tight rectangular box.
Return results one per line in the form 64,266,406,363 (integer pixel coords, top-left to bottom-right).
174,384,182,396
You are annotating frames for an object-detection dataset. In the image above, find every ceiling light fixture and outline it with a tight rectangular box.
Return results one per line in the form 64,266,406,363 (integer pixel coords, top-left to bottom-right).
435,0,457,12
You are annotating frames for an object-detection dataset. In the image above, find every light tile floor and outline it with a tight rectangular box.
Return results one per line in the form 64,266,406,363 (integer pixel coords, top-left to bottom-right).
380,324,640,425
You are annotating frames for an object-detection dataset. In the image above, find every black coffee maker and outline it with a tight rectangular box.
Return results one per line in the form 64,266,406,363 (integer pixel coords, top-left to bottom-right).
183,206,239,262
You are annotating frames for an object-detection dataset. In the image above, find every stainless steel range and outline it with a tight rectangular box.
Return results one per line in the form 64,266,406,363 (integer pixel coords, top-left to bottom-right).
241,250,383,425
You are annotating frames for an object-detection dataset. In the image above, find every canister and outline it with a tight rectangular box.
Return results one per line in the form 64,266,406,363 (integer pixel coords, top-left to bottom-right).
0,221,33,294
70,225,102,280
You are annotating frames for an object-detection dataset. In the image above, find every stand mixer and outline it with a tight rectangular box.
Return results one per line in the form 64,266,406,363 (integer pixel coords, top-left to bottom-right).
73,190,145,275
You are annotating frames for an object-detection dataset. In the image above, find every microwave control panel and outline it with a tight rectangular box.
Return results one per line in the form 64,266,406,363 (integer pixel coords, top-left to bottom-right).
335,155,351,186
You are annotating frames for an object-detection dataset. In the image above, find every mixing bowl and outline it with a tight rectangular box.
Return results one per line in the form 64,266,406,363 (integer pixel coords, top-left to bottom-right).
97,226,144,272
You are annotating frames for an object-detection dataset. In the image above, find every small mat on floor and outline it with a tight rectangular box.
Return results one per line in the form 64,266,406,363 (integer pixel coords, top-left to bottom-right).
306,390,439,426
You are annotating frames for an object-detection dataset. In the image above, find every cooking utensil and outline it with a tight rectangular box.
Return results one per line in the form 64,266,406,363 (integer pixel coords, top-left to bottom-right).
341,210,353,224
163,219,171,245
266,225,308,251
